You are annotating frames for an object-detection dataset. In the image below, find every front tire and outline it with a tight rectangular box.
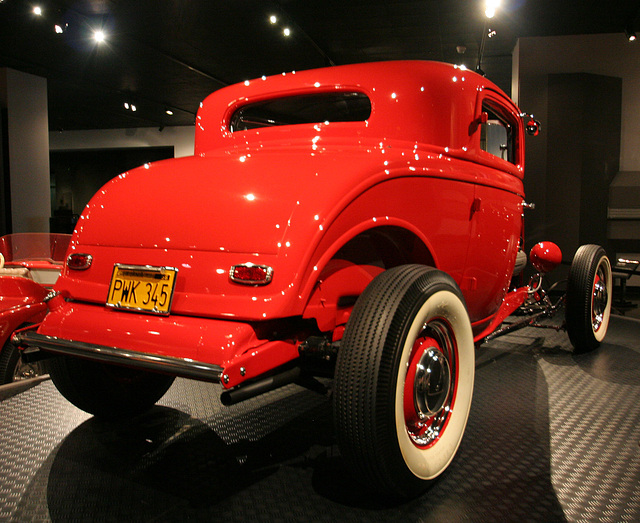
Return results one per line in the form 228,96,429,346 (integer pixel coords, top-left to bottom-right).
48,356,175,420
333,265,474,499
566,245,612,352
0,340,44,384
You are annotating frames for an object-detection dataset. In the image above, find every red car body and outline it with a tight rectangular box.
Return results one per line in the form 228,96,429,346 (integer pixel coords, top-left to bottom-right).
36,61,523,387
0,234,70,383
15,61,613,498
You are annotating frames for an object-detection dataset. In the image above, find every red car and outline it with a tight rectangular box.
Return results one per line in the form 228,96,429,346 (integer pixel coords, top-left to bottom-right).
16,61,611,498
0,233,70,383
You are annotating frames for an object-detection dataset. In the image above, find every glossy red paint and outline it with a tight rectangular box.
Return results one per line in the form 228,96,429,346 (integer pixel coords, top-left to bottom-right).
34,61,529,386
530,242,563,273
473,286,530,342
0,278,49,341
0,277,49,310
0,233,70,383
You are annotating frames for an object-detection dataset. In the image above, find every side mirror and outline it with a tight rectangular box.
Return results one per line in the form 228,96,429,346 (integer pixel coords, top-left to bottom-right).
521,113,541,136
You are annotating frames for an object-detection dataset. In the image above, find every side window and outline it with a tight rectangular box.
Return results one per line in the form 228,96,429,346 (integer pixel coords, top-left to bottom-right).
480,103,515,164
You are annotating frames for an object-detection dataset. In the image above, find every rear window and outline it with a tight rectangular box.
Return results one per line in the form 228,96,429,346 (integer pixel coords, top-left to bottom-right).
229,92,371,132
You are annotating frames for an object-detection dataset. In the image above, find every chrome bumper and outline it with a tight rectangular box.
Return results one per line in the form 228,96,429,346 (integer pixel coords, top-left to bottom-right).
14,331,224,383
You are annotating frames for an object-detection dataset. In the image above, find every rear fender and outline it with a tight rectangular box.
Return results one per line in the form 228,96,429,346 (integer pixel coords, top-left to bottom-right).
0,276,49,343
303,260,384,332
301,225,434,335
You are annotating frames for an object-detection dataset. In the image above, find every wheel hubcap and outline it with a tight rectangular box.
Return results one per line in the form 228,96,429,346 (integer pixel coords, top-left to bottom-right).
592,264,609,333
414,347,451,419
12,359,41,381
403,322,456,448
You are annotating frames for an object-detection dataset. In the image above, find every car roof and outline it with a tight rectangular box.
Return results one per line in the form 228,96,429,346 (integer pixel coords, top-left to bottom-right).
195,60,520,155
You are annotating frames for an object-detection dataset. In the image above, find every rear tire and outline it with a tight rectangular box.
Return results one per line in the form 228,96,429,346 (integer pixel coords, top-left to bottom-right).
333,265,474,499
48,356,175,420
566,244,612,352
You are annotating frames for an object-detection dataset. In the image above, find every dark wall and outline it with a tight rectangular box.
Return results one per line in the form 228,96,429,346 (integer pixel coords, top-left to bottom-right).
49,146,174,233
0,109,11,235
546,73,621,255
524,72,621,267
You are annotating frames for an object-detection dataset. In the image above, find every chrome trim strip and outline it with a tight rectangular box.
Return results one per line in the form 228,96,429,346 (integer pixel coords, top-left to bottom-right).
14,331,223,383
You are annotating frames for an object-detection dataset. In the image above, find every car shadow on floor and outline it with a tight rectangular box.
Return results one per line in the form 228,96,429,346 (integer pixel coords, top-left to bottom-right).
13,340,566,522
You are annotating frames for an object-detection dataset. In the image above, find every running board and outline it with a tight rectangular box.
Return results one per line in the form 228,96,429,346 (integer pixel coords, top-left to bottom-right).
13,331,224,383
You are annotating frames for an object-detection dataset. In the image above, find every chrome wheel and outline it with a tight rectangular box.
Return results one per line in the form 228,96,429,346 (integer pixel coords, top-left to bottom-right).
591,260,610,335
12,358,44,381
404,325,454,447
334,265,474,498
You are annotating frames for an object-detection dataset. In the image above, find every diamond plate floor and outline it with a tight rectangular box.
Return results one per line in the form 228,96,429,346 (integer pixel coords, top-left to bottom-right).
1,316,639,522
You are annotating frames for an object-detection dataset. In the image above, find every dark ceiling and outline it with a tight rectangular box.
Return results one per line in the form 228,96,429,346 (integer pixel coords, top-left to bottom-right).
1,0,639,131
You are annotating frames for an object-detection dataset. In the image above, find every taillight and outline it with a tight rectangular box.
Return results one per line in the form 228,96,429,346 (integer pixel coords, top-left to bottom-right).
67,253,93,270
229,263,273,285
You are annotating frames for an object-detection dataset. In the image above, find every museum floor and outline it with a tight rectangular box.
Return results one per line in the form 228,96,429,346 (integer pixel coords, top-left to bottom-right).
1,314,639,522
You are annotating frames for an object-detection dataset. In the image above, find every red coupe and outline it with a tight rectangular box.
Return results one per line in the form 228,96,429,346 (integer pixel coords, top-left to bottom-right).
15,61,612,498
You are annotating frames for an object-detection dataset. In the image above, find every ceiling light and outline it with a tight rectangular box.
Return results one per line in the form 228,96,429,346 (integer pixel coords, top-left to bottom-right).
54,24,68,34
93,30,106,43
485,0,500,18
165,109,174,116
33,6,43,16
269,15,277,24
283,27,291,37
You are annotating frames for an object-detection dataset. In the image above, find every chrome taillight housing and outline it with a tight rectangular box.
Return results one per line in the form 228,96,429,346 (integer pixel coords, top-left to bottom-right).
229,263,273,285
67,253,93,270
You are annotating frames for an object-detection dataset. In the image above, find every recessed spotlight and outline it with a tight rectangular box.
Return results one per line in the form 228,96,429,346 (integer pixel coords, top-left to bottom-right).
269,15,277,24
54,24,68,34
165,109,174,116
33,6,43,16
485,0,500,18
93,30,106,43
283,27,291,37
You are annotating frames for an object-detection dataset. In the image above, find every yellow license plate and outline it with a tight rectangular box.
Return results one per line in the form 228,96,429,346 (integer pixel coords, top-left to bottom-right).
107,264,177,315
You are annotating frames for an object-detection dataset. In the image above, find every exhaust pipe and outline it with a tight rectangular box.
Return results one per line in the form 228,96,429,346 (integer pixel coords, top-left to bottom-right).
220,366,302,406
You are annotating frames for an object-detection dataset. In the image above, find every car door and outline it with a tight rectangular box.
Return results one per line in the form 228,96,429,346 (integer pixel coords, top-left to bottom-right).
462,92,525,323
